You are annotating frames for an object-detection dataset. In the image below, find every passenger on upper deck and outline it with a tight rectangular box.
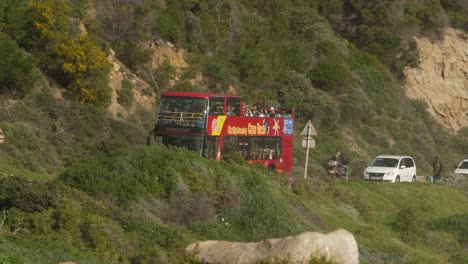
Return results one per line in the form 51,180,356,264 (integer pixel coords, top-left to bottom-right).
244,107,254,117
227,106,239,116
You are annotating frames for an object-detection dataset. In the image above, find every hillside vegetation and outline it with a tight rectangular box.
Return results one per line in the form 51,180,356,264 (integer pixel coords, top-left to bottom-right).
0,0,467,263
1,145,468,263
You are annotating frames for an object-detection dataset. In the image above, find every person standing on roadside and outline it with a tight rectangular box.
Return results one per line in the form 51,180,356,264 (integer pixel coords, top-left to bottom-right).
432,156,443,183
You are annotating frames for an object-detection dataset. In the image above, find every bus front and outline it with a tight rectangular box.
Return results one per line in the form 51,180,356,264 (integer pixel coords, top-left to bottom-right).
153,93,209,155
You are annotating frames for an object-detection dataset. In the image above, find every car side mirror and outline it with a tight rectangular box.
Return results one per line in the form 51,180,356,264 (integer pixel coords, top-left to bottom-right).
400,165,406,169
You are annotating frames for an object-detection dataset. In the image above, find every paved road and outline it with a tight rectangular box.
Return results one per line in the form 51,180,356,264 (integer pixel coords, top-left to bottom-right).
416,176,427,182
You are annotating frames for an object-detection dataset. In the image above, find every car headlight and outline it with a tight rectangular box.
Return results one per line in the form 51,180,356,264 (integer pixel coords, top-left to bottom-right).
364,171,369,176
385,172,394,176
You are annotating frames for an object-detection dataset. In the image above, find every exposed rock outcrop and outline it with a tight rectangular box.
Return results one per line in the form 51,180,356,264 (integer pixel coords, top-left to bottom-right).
107,49,155,118
185,229,359,264
404,28,468,132
146,41,188,70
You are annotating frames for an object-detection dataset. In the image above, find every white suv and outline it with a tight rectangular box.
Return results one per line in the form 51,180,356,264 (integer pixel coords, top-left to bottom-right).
454,159,468,175
363,155,417,183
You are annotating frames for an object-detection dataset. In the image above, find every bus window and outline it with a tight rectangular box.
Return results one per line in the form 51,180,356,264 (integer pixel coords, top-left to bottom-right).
209,97,225,115
221,137,249,158
237,139,250,158
248,137,281,160
264,137,281,160
222,137,237,156
227,99,241,116
156,97,207,128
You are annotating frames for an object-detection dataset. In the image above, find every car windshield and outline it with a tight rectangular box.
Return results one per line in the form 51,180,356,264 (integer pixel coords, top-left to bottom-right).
458,161,468,169
371,158,399,167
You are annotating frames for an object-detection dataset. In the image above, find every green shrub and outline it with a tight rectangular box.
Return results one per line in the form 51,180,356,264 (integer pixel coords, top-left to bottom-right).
114,42,150,71
155,11,185,46
171,81,201,92
0,176,55,212
276,71,339,128
308,59,352,94
59,146,187,203
0,33,39,98
117,79,133,107
0,253,21,264
450,253,468,264
392,207,424,244
433,214,468,245
0,0,28,43
80,214,127,262
22,0,71,53
202,56,233,91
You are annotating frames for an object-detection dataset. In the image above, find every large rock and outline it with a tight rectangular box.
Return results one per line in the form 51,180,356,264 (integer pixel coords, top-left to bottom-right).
185,229,359,264
404,28,468,132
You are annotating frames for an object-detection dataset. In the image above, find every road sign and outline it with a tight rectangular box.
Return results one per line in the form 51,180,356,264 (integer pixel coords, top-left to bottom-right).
0,128,4,144
300,120,317,179
302,138,316,149
300,120,317,137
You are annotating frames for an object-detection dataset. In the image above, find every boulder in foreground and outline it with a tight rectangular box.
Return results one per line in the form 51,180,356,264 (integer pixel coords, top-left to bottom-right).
186,229,359,264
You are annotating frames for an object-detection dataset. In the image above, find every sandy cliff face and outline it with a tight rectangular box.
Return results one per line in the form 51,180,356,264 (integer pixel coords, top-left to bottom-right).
403,28,468,132
107,49,155,118
106,41,193,118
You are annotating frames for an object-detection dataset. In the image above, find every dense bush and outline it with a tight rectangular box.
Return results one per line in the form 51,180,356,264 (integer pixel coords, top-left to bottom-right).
392,207,425,243
308,59,353,95
59,146,188,203
0,0,28,43
22,0,71,55
441,0,468,31
0,176,55,212
0,34,39,98
276,71,339,129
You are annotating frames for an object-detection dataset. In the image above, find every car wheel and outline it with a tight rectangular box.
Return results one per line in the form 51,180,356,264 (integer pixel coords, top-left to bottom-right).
395,176,400,183
412,176,416,182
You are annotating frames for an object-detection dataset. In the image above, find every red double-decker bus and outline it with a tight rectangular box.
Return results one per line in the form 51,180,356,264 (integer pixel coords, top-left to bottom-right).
153,92,294,174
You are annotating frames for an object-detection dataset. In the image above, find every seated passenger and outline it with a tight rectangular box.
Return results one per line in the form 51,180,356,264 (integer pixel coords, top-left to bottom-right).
258,108,267,117
245,107,253,117
268,107,275,117
227,106,238,116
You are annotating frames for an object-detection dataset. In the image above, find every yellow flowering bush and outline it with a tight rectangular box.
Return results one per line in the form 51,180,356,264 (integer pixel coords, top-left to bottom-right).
55,35,111,107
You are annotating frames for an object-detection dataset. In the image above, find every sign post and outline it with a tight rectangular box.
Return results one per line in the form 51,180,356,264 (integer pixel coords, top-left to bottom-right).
300,120,317,179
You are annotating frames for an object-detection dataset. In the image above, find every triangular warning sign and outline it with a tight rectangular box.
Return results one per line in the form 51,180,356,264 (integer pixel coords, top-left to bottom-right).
300,120,317,137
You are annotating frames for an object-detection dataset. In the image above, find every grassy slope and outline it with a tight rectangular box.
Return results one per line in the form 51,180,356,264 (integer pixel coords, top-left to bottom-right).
0,142,467,263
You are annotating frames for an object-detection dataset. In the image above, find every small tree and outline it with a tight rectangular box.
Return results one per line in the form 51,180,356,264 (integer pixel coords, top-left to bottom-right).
55,35,111,107
24,0,70,51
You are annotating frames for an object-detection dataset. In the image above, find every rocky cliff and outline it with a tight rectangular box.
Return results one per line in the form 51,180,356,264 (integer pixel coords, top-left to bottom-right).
404,28,468,132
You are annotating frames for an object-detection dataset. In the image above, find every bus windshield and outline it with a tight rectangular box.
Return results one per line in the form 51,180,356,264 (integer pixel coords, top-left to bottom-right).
156,97,207,128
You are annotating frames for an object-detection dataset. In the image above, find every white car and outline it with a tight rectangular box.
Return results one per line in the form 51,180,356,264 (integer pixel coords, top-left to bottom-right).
454,159,468,175
363,155,417,183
